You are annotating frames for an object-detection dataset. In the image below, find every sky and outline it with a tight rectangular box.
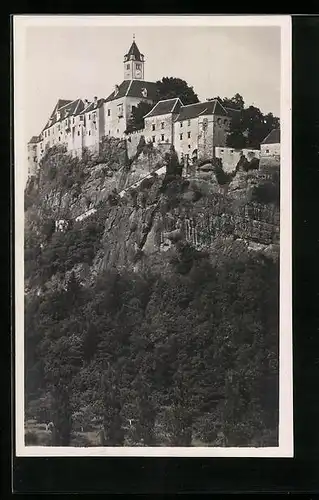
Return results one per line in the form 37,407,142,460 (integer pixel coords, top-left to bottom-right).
24,24,281,139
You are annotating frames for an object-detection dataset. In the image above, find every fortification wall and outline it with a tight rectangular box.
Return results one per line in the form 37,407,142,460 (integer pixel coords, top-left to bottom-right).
215,147,260,172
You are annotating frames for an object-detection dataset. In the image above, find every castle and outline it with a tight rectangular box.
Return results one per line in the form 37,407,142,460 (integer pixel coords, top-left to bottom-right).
27,37,273,180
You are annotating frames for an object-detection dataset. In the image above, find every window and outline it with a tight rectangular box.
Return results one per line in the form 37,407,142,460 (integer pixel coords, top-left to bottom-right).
77,131,80,136
187,132,191,139
161,134,165,141
266,149,269,154
188,145,191,149
152,136,155,143
224,119,228,125
89,131,91,135
108,109,111,116
89,114,91,119
59,137,61,141
136,63,141,70
73,118,75,124
180,122,183,127
48,130,50,136
152,124,155,131
161,122,164,129
80,116,84,121
188,120,191,126
126,64,130,69
109,130,111,135
180,133,183,140
117,104,123,118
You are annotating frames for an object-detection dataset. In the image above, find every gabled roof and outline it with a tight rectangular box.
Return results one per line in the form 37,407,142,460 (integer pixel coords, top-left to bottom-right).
42,99,86,131
79,98,105,115
124,41,144,62
28,135,40,144
144,98,183,118
175,99,228,122
224,106,241,120
105,80,158,102
261,128,280,145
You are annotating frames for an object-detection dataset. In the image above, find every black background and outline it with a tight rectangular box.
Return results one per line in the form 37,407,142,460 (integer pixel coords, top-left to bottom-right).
4,12,319,495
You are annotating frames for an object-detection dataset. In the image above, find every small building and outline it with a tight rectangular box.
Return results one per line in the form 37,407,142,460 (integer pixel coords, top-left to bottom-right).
260,128,280,168
260,128,280,157
143,97,183,145
27,135,41,178
173,99,231,163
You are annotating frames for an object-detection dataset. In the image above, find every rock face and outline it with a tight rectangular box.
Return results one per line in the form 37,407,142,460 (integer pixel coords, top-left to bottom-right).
25,139,280,289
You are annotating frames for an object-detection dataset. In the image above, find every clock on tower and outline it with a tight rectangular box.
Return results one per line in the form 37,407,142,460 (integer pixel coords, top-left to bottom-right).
124,37,145,80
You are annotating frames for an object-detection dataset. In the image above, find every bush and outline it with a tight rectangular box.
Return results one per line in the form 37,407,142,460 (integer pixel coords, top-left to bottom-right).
251,182,279,205
25,430,38,445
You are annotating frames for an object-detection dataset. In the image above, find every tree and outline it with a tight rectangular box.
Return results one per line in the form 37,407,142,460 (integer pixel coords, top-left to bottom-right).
125,101,153,134
101,365,125,446
125,76,199,133
212,93,245,111
132,374,156,445
156,77,199,105
226,103,280,149
210,93,280,149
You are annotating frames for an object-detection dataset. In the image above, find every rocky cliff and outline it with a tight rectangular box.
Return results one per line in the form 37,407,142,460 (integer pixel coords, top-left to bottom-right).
24,137,280,447
25,137,280,291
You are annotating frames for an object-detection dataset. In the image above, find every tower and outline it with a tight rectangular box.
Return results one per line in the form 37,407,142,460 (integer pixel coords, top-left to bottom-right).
124,36,145,80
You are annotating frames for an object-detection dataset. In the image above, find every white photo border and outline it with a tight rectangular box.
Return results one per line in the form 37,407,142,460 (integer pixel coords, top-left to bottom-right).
14,14,292,458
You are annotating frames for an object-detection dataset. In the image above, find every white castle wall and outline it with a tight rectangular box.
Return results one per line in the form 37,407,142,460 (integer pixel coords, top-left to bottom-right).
215,147,260,172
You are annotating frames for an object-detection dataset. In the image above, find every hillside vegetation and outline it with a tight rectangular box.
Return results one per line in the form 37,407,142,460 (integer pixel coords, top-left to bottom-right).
24,142,279,447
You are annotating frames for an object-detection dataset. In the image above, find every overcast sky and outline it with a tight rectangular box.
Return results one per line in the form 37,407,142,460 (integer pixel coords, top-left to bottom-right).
24,25,281,139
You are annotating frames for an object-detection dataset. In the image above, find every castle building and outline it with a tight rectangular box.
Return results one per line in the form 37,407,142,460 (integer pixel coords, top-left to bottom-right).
26,38,248,180
104,39,158,138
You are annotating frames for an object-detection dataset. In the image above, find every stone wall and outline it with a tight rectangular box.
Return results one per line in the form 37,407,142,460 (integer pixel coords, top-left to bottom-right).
259,155,280,169
215,147,260,173
126,130,144,159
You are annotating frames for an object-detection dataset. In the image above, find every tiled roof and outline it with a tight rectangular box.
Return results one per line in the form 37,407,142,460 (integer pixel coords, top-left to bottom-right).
56,99,73,111
28,135,40,144
124,41,144,62
175,99,228,122
105,80,158,102
43,99,85,131
79,98,105,114
261,128,280,144
144,98,183,118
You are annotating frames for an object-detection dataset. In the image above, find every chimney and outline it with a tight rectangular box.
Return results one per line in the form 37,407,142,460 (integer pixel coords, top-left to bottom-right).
94,96,98,106
84,99,89,107
114,84,119,95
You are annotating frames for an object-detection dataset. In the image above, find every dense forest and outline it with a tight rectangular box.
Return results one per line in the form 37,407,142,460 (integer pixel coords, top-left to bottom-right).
25,199,279,446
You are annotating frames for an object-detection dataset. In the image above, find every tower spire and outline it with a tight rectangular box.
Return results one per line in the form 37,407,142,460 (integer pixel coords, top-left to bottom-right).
124,36,145,80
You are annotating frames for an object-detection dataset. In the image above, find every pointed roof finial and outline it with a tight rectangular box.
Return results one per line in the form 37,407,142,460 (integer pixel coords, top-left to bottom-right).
133,33,135,41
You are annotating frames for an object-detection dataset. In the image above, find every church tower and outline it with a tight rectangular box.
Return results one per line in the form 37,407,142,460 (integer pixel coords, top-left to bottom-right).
124,36,145,80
